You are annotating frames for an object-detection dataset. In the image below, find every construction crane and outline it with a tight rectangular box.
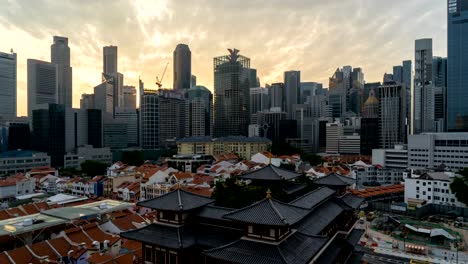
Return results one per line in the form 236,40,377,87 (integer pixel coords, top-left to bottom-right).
155,62,169,88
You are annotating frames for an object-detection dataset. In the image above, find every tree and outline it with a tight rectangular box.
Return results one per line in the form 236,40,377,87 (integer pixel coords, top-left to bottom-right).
80,160,107,177
450,168,468,206
122,150,144,166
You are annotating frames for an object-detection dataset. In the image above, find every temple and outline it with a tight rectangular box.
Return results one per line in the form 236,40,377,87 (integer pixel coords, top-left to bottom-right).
121,176,364,264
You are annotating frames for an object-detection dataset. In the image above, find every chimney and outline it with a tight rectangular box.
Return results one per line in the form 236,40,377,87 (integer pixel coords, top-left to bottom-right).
103,240,109,250
92,241,100,250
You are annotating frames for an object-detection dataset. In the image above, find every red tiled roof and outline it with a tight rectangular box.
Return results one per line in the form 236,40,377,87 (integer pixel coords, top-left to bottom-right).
192,175,214,185
87,253,113,264
65,227,94,248
34,201,50,211
83,223,120,246
7,246,42,264
29,241,60,261
0,252,12,264
181,186,213,197
121,239,142,251
112,213,146,231
21,203,40,215
48,237,86,259
0,210,11,220
29,166,56,173
113,252,134,264
350,184,404,198
171,171,192,180
6,207,26,217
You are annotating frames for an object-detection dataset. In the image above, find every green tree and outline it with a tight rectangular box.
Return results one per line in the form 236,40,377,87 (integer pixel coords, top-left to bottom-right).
122,150,144,166
450,168,468,206
80,160,107,177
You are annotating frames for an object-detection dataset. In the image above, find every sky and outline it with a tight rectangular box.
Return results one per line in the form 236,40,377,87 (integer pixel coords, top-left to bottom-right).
0,0,447,116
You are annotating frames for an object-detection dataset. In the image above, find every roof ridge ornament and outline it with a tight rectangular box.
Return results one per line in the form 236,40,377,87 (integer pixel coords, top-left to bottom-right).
266,189,272,199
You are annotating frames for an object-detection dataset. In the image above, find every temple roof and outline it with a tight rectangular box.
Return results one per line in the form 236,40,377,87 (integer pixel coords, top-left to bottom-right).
197,205,235,221
296,201,344,235
204,231,329,264
223,198,310,226
313,173,355,186
337,193,365,210
289,187,335,209
137,188,214,212
238,164,300,181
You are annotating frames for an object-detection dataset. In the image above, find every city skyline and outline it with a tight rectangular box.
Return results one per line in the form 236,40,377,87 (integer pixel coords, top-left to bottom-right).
1,0,447,116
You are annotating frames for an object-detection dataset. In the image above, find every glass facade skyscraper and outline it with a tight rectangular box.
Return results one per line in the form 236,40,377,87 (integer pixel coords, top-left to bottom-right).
447,0,468,131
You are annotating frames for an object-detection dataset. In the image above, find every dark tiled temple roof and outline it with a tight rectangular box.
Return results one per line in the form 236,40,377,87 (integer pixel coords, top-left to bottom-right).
290,187,335,209
346,228,365,246
137,189,214,211
239,165,300,181
337,193,365,210
224,198,310,226
315,238,353,264
195,224,242,248
296,201,344,235
197,205,235,221
204,232,329,264
121,224,196,249
313,173,355,186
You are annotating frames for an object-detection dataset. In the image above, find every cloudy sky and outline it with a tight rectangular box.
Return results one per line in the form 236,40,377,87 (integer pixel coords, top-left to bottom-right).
0,0,447,116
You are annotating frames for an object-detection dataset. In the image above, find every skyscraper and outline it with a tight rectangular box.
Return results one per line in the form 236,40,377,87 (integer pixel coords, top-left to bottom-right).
433,56,448,132
393,60,412,135
187,86,213,137
27,59,58,117
51,36,72,108
115,107,138,147
158,89,186,147
0,51,17,117
173,44,191,90
103,46,118,75
103,46,123,114
249,87,269,117
123,85,137,109
268,83,284,110
284,70,300,118
413,38,434,134
448,0,468,131
349,68,364,115
214,49,255,137
299,82,323,104
139,80,159,150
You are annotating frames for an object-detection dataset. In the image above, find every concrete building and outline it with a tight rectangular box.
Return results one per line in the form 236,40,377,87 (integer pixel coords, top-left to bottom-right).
103,116,128,150
447,0,468,131
123,85,137,109
268,83,284,110
408,133,468,170
325,121,360,155
177,136,271,160
405,172,464,208
351,162,404,189
413,38,434,134
51,36,72,108
173,44,191,90
0,173,35,201
249,87,269,117
251,108,287,142
214,49,256,137
64,145,112,169
284,71,300,118
27,59,58,117
80,93,95,109
372,145,408,170
139,81,159,150
186,86,213,137
94,82,113,114
326,121,343,154
115,107,138,147
299,82,322,104
0,150,50,176
0,51,17,117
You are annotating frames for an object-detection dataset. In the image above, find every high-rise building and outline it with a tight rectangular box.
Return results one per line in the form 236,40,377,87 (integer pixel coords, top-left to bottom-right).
214,49,255,137
361,89,380,155
187,86,213,137
80,94,95,110
123,85,137,109
447,0,468,131
158,89,186,148
249,87,269,117
51,36,72,108
268,83,284,110
140,87,159,150
87,109,102,148
173,44,191,90
103,46,123,114
328,68,346,118
0,120,30,152
103,114,128,150
284,70,300,118
94,82,113,114
103,46,118,75
392,60,412,133
349,68,364,115
27,59,58,117
191,75,197,88
299,82,323,104
413,38,434,134
115,107,138,147
433,57,448,132
376,81,407,149
0,51,17,117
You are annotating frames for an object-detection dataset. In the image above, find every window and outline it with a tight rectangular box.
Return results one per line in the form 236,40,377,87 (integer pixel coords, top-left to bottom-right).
270,229,275,237
144,246,153,262
248,226,253,233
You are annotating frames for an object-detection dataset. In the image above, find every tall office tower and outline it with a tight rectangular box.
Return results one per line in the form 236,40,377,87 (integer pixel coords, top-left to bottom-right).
361,89,380,155
376,81,407,149
123,85,137,109
393,66,403,84
363,82,381,104
103,46,123,114
173,44,191,90
187,86,213,137
0,120,30,152
349,68,364,115
0,51,17,117
80,94,95,109
300,82,323,104
140,83,159,149
392,61,412,134
191,75,197,88
268,83,284,110
27,59,58,117
51,36,72,108
213,49,255,137
87,109,103,148
383,73,394,83
103,114,128,150
448,0,468,131
413,38,434,134
329,68,346,118
284,70,300,118
253,109,287,142
115,107,138,147
250,87,269,117
94,82,113,114
158,89,186,147
433,56,448,132
432,57,447,88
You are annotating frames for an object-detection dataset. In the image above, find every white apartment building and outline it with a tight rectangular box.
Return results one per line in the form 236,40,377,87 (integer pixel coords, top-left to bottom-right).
0,174,35,200
372,145,408,170
351,161,404,189
404,172,465,208
408,133,468,170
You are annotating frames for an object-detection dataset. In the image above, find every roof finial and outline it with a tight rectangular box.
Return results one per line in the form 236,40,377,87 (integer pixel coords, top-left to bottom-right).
266,189,272,199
